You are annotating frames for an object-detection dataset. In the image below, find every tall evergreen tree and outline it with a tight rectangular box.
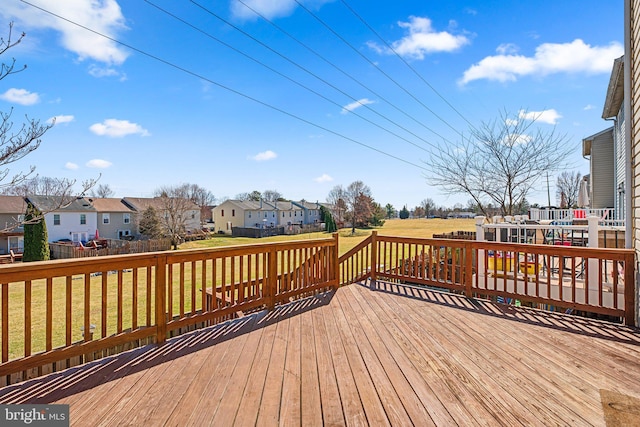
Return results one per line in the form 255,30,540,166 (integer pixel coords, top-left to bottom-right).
138,206,162,239
23,203,49,262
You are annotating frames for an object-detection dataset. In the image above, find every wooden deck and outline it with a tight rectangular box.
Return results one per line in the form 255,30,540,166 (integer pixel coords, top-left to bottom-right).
1,281,640,426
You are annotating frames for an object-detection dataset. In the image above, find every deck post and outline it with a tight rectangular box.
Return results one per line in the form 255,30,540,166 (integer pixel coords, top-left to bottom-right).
332,233,340,290
155,254,168,344
464,241,474,298
370,231,377,290
475,217,486,279
587,215,599,292
267,248,277,310
624,251,637,326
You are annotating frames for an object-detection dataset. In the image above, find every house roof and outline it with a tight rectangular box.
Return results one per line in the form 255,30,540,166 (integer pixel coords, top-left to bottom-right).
0,196,27,214
123,197,199,212
220,199,275,211
602,56,624,119
89,198,134,213
582,127,614,157
26,195,96,212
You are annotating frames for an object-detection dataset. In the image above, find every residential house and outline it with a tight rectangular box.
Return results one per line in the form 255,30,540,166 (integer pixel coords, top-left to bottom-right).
601,55,626,221
212,200,278,233
582,127,615,210
89,198,136,240
122,197,201,237
0,195,26,255
291,200,325,225
271,200,306,226
26,196,98,244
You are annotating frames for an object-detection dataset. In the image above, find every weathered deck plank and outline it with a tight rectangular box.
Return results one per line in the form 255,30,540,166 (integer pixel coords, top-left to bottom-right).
0,281,639,426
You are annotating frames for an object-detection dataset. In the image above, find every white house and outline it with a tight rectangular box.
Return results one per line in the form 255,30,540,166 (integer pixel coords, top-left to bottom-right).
26,196,98,243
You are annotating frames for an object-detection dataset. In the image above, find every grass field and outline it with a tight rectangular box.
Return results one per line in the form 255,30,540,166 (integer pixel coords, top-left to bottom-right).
180,218,477,256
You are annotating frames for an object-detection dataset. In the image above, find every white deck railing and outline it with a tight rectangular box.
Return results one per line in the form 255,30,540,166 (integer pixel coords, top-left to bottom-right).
528,208,617,225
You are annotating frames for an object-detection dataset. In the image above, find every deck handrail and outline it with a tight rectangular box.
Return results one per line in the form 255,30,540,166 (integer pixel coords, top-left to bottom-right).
0,232,635,385
0,236,338,384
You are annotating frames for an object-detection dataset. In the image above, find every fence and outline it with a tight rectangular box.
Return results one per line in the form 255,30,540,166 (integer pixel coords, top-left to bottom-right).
49,239,172,259
529,207,617,224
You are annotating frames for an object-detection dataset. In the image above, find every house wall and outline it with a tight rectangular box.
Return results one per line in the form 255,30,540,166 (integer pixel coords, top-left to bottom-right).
627,0,640,325
590,130,615,209
97,212,136,239
212,201,245,233
45,211,99,243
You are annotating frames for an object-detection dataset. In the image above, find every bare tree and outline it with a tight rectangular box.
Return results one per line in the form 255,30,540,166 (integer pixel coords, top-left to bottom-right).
262,189,282,202
421,198,435,218
155,185,198,249
0,24,96,230
327,185,346,225
556,171,582,208
184,183,215,207
345,181,372,234
91,183,114,198
428,109,572,217
236,190,261,201
0,24,52,192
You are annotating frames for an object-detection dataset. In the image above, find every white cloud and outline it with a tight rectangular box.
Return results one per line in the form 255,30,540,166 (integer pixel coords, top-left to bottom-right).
86,159,112,169
314,174,333,183
583,104,595,111
341,98,375,114
231,0,332,20
47,114,75,125
89,119,150,137
0,88,40,105
502,133,532,146
0,0,129,65
505,118,519,126
518,109,562,125
88,64,126,80
460,39,623,85
496,43,518,55
369,16,470,60
251,150,277,161
65,162,79,170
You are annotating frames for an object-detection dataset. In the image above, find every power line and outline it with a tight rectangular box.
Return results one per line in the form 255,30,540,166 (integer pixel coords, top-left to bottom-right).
232,0,453,146
20,0,430,172
340,0,477,131
291,0,465,139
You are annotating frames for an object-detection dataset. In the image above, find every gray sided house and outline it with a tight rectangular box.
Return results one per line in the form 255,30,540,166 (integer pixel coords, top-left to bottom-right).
25,196,98,244
122,196,201,237
291,201,326,225
89,198,136,240
582,127,615,210
602,55,626,221
0,195,26,255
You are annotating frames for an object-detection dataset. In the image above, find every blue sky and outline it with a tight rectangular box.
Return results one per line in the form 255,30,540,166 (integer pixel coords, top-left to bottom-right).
0,0,624,210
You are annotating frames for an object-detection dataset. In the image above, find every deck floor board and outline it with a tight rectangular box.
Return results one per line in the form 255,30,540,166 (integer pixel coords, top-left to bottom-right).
1,281,639,426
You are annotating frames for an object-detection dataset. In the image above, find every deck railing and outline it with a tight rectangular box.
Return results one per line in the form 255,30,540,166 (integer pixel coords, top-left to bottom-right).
0,232,635,385
339,232,636,326
0,235,338,384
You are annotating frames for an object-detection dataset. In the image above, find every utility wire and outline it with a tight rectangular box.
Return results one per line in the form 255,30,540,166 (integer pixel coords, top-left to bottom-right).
340,0,477,131
233,0,452,146
291,0,464,139
20,0,429,171
146,0,432,153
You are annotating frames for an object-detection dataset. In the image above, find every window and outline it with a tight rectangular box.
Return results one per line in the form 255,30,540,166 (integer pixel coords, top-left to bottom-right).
80,214,86,225
53,214,60,226
118,230,131,238
8,236,23,252
123,213,131,224
221,209,224,217
103,213,110,224
232,209,235,217
249,212,252,218
71,232,88,243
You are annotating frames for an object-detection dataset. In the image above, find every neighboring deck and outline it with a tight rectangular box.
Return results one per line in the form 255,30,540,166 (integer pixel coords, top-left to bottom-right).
1,281,640,426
